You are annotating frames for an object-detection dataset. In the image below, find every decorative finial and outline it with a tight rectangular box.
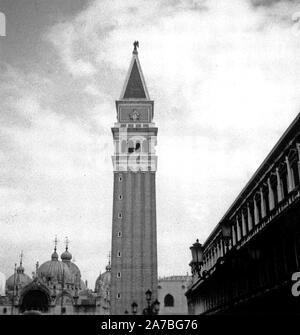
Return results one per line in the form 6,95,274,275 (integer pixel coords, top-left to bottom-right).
108,251,111,266
133,40,139,54
53,235,58,252
19,250,23,266
65,236,69,251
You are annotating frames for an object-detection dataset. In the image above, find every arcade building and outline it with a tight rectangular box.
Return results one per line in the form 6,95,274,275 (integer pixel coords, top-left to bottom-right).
186,112,300,314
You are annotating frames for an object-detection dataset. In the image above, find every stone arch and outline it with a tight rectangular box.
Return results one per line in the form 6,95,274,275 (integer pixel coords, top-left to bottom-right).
19,282,51,313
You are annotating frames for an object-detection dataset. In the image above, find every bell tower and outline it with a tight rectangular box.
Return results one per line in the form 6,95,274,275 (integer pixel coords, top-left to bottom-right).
110,42,158,315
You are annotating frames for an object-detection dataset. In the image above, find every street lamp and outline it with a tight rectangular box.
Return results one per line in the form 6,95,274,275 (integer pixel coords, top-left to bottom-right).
131,302,138,315
145,289,152,306
220,220,232,248
143,290,160,315
152,299,160,314
189,239,204,277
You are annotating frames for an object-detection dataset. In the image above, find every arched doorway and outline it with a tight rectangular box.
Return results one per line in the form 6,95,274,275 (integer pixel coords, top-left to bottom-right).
20,289,49,313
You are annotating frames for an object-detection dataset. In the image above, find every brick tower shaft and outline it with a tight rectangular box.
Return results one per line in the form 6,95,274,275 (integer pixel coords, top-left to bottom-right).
110,43,158,315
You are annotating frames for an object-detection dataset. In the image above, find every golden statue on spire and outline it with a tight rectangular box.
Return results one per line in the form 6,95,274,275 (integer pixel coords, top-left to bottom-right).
133,40,139,54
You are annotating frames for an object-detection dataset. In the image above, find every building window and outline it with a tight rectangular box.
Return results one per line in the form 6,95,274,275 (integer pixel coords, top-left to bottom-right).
118,213,122,219
117,272,121,278
3,307,7,314
117,293,121,299
119,195,123,200
117,251,121,257
119,175,123,182
164,294,174,307
61,307,66,314
117,231,122,237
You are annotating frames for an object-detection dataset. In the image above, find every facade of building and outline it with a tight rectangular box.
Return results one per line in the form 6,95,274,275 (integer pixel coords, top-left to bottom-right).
0,243,110,315
110,43,158,314
186,112,300,314
158,276,191,315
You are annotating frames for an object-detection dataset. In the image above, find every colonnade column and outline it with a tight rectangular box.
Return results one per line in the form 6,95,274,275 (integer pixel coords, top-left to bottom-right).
260,187,266,218
247,203,253,231
285,156,295,193
276,167,283,202
268,177,275,210
254,196,259,225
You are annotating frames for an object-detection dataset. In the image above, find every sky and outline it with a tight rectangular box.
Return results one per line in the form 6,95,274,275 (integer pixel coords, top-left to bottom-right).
1,0,300,287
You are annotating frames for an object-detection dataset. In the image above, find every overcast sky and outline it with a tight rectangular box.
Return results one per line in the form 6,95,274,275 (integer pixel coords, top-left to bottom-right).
1,0,300,287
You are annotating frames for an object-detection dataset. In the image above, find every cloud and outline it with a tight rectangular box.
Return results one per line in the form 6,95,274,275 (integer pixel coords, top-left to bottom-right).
2,0,300,282
0,64,113,283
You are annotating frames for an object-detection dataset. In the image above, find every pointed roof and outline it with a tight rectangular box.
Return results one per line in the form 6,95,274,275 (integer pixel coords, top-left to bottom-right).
120,42,150,100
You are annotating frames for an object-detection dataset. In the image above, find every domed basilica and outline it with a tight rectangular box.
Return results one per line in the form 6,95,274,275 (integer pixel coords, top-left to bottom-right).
0,239,111,315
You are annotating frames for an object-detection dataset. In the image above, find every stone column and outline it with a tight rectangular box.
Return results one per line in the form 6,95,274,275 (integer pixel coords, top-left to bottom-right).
247,203,253,231
297,143,300,178
241,211,247,237
236,216,241,241
254,196,259,225
216,244,219,262
268,177,275,210
220,239,224,257
276,167,283,202
260,187,266,218
285,156,295,193
232,224,236,246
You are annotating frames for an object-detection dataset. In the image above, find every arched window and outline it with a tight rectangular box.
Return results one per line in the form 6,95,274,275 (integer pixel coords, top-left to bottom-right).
164,294,174,307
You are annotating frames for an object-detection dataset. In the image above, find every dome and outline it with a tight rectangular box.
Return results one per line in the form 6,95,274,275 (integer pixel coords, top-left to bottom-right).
37,259,72,284
66,262,82,286
61,248,72,262
101,270,111,286
95,268,111,293
51,250,59,261
6,271,32,291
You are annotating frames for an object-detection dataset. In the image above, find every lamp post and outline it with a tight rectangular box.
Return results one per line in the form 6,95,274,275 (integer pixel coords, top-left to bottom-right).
189,239,204,278
131,302,138,315
142,290,160,315
220,220,232,251
220,219,234,311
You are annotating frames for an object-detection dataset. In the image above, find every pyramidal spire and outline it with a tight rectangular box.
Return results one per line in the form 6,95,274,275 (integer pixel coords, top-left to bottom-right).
120,41,150,100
